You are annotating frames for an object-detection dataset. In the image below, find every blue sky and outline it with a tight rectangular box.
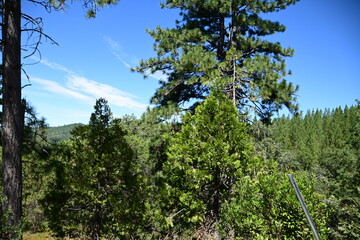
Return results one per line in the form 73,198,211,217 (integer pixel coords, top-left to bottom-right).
22,0,360,126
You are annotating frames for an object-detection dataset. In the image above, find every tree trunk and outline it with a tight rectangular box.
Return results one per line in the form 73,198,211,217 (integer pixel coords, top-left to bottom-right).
213,167,220,240
93,203,102,240
1,0,23,237
217,14,225,61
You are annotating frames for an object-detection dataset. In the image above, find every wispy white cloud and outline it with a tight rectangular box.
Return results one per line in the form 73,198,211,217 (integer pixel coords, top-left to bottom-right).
113,52,132,69
31,77,93,102
66,75,147,110
104,36,133,69
104,36,120,51
35,59,148,111
39,58,75,75
103,36,168,81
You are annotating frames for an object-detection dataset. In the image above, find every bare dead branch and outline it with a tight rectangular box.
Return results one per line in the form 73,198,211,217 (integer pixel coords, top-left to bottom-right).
21,84,32,89
21,67,31,81
21,13,59,59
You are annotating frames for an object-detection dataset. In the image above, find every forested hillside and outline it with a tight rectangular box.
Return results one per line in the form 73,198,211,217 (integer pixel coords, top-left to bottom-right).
46,124,83,142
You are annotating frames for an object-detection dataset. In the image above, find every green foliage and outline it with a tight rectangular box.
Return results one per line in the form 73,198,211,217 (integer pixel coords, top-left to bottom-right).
39,142,71,237
23,153,50,233
42,99,143,239
270,102,360,239
154,92,252,237
135,0,300,122
117,113,177,190
249,120,298,171
16,97,357,239
0,191,23,239
1,100,51,234
116,113,187,239
150,92,328,239
224,170,329,239
47,0,119,18
84,0,119,18
1,0,120,236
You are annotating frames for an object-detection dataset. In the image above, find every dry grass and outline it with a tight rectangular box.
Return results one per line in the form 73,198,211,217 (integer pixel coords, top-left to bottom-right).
23,232,55,240
23,232,94,240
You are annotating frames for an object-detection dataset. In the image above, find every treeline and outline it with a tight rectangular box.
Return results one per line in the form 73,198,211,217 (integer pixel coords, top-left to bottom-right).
3,98,357,239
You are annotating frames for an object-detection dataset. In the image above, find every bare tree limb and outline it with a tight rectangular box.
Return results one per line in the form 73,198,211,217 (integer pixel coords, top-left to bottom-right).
21,13,59,59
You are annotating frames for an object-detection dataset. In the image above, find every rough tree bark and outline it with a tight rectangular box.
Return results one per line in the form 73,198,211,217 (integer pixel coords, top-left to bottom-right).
1,0,23,236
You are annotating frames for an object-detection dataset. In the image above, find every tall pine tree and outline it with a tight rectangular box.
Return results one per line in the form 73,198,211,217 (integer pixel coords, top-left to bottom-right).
136,0,299,122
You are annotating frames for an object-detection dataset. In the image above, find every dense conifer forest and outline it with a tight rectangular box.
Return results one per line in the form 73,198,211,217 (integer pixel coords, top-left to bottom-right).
1,99,359,239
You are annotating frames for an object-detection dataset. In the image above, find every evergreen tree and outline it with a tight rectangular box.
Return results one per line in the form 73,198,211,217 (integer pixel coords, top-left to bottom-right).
42,99,142,239
158,92,253,238
136,0,299,122
156,92,329,239
116,114,179,238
